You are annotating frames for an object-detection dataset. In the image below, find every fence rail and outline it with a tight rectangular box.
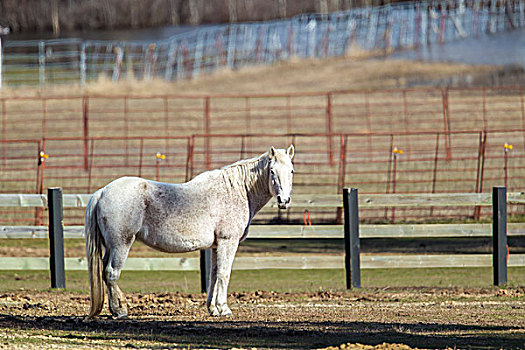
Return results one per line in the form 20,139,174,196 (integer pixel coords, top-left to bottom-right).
4,222,525,240
3,254,525,272
2,0,525,86
7,192,525,208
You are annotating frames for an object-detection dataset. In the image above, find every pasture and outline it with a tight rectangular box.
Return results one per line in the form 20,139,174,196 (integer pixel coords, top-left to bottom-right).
1,58,525,349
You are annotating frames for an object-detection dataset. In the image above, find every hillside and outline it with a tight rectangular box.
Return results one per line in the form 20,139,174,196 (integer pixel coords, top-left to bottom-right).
0,57,509,98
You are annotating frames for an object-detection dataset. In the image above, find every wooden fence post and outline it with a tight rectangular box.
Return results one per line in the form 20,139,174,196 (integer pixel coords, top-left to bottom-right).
493,186,507,286
200,249,212,293
48,187,65,289
343,188,361,289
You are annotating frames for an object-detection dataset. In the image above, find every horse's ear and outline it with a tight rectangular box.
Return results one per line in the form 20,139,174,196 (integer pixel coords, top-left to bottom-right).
287,144,295,159
269,146,276,159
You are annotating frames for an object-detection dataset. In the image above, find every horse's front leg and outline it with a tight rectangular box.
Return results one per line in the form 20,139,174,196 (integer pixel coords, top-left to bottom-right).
207,238,238,317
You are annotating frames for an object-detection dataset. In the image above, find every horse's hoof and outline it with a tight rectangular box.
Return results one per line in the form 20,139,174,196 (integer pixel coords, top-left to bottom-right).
218,305,233,317
208,306,220,317
209,304,233,317
114,313,129,320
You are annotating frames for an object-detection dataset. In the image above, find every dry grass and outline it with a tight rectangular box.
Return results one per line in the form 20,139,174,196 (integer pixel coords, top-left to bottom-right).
0,57,498,98
109,58,496,95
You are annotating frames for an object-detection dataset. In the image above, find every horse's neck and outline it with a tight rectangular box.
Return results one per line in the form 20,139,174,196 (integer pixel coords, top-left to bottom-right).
221,157,272,216
245,162,273,216
247,187,273,216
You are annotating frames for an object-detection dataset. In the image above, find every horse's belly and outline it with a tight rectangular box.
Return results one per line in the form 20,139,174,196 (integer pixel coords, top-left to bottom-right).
137,226,214,253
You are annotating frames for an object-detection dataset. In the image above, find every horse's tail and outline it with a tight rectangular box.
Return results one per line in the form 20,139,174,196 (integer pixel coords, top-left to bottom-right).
85,189,105,319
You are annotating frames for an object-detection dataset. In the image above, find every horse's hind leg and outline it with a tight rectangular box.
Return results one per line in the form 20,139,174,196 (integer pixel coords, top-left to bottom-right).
205,248,217,311
208,238,238,317
103,242,134,319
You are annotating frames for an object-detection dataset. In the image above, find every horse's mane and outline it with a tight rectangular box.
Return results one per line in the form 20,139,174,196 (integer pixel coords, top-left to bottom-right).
219,152,270,199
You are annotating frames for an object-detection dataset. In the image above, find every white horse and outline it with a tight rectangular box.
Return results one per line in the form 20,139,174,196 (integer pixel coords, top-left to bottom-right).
85,145,294,319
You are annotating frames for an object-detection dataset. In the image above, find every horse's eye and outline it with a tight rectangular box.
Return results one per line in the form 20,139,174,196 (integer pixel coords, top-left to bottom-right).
270,169,275,175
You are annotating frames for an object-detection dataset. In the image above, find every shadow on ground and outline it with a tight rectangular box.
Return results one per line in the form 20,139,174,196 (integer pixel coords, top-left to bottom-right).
1,314,522,349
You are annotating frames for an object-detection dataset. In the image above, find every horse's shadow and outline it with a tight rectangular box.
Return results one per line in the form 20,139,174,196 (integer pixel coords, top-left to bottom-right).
0,313,522,349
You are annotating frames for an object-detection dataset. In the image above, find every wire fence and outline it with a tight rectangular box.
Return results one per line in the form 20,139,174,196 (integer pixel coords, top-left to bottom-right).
1,85,524,224
1,129,524,225
2,0,525,86
1,86,524,151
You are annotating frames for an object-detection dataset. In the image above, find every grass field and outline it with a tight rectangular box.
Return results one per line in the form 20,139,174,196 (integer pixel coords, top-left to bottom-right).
2,267,525,294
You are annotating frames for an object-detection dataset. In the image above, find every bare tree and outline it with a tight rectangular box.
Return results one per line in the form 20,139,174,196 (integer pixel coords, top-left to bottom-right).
51,0,60,34
228,0,237,22
130,0,139,28
188,0,200,25
170,0,181,25
332,0,341,12
319,0,328,13
0,0,373,32
244,0,255,20
278,0,287,18
102,0,116,29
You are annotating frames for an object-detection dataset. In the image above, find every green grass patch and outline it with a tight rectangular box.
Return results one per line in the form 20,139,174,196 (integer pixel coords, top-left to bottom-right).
1,267,524,294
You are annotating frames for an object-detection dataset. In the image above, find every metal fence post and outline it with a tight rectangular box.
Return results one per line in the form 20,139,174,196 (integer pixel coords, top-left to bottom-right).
343,188,361,289
48,187,65,289
112,46,123,82
165,41,176,81
200,249,212,293
204,96,211,169
0,36,3,89
83,96,89,171
38,41,46,86
193,33,204,78
493,186,507,286
80,42,86,86
326,93,333,164
226,25,236,69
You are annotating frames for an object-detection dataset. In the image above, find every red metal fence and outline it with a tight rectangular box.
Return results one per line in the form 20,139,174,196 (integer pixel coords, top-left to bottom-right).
1,87,524,224
1,130,524,225
2,86,524,140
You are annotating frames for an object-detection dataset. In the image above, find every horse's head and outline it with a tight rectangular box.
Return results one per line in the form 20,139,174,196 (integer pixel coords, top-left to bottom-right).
268,145,295,209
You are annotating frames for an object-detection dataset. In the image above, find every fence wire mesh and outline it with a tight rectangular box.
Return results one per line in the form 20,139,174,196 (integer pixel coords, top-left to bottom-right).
2,0,525,86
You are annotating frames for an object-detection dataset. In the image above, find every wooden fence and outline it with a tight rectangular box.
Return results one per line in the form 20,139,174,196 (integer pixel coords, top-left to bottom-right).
0,189,524,289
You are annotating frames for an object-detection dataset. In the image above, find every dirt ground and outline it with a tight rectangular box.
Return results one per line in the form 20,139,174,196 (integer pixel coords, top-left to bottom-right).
1,287,524,349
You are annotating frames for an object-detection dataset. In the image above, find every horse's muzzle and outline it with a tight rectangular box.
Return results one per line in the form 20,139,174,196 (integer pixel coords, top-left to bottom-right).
277,196,291,209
